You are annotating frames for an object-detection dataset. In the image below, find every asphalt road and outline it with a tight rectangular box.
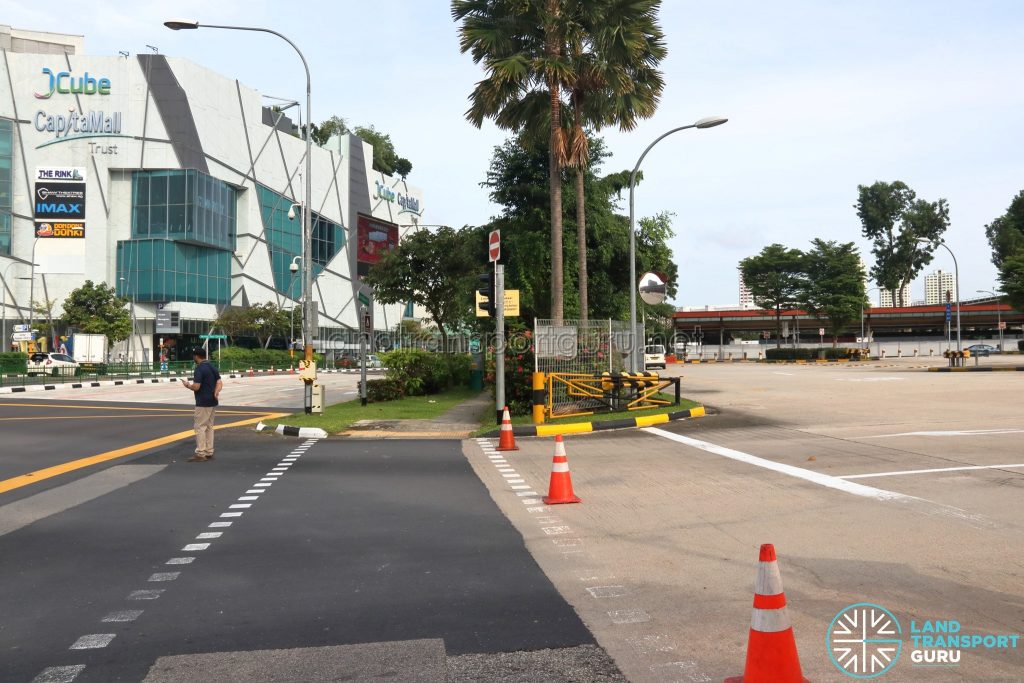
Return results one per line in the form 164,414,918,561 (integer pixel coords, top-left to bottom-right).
468,359,1024,682
0,429,608,682
0,399,277,505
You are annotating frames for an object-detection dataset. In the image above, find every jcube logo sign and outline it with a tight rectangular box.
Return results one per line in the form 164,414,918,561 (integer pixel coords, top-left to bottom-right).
828,603,902,678
34,67,111,99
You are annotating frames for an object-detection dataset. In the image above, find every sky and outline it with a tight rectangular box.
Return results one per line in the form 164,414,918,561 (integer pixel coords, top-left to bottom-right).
5,0,1022,308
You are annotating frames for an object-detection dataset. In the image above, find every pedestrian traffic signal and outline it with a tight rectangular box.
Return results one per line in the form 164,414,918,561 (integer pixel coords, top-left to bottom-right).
477,271,496,317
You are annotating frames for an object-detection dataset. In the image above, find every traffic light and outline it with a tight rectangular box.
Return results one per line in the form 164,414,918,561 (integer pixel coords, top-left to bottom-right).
477,270,496,317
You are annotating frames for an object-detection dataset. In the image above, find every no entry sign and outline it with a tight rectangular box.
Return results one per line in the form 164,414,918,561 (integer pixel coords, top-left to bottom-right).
488,229,500,262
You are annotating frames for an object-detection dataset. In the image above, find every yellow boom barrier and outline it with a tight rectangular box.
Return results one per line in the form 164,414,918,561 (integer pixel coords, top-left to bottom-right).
541,371,681,421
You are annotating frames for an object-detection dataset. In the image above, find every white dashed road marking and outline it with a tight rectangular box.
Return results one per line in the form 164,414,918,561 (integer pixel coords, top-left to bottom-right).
101,610,143,623
128,589,164,600
69,633,116,649
30,440,322,683
31,665,86,683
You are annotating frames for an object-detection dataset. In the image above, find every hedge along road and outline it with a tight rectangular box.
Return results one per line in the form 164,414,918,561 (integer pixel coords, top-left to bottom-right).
0,398,282,504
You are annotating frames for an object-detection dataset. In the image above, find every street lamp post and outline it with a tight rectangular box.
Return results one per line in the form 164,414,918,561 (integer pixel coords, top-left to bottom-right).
165,19,315,362
289,255,301,351
977,289,1003,350
628,116,728,372
920,239,960,352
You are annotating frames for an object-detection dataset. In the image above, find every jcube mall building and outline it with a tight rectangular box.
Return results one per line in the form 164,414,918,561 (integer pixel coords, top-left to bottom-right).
0,30,424,361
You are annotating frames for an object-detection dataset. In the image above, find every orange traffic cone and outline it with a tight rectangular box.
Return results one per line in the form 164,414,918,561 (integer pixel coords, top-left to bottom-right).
496,406,519,451
725,544,809,683
542,435,581,505
248,366,254,377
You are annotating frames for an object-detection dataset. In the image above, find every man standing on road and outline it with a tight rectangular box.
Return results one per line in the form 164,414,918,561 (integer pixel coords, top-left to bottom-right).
181,347,222,462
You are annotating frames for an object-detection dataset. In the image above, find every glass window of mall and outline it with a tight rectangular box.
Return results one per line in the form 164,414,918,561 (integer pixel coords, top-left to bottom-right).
256,184,344,296
0,119,12,255
132,170,236,250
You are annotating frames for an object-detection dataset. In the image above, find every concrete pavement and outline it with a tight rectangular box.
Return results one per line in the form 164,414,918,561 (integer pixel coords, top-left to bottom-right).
469,360,1023,682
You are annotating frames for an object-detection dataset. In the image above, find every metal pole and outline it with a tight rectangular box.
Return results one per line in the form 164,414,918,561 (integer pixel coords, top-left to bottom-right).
937,242,962,353
495,262,505,425
359,306,368,407
28,238,38,336
628,125,696,373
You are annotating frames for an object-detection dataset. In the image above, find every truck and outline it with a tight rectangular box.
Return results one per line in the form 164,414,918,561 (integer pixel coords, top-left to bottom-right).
69,333,108,370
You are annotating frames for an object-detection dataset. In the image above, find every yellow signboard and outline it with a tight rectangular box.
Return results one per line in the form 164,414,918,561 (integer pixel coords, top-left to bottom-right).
476,290,520,317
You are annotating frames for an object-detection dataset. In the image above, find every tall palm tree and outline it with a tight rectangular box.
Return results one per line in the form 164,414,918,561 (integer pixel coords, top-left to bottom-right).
453,0,591,323
566,0,666,322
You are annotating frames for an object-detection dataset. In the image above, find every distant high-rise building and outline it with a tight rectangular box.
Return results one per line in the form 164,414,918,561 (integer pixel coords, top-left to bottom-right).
739,271,755,309
924,270,957,305
0,25,82,54
879,285,912,308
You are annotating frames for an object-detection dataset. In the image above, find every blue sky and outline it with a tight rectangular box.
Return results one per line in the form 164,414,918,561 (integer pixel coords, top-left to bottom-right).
5,0,1022,307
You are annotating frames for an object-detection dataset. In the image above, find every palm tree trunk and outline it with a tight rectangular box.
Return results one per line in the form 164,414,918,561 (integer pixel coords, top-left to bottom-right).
576,167,587,323
548,85,564,324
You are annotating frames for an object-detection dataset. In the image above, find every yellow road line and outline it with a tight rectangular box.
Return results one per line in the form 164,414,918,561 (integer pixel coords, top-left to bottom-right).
0,402,264,415
0,412,287,495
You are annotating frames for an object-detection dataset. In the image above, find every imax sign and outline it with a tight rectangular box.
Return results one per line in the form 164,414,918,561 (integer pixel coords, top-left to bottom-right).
34,68,111,99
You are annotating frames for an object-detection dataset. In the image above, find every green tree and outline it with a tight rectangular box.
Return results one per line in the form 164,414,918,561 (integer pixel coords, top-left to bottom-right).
565,1,666,322
353,125,413,178
798,240,867,345
60,280,131,343
247,303,291,349
984,190,1024,268
855,180,950,307
215,303,290,348
454,0,594,323
998,253,1024,313
985,190,1024,312
479,134,676,324
739,244,805,347
310,115,350,146
362,226,479,351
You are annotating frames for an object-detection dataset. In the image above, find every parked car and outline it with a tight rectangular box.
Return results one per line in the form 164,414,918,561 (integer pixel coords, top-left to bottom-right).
644,344,667,370
965,344,999,357
366,354,383,369
27,352,80,377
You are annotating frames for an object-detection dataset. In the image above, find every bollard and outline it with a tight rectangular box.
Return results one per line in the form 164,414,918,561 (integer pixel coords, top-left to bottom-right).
532,372,547,425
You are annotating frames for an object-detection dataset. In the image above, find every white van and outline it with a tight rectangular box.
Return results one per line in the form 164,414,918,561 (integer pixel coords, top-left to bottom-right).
644,344,667,370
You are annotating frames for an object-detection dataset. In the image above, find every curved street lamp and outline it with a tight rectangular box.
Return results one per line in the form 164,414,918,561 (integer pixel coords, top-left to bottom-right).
919,239,960,352
628,116,728,371
165,19,315,360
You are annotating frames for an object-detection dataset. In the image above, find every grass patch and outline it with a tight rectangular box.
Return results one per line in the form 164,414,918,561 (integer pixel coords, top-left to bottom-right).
263,386,482,434
474,395,702,436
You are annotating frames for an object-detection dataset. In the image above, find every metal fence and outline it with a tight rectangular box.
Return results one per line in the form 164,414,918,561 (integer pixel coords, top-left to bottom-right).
534,319,640,415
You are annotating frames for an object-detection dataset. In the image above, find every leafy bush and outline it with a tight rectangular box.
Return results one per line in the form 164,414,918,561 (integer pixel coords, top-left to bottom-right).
486,346,534,416
765,347,858,361
213,347,321,370
0,352,28,374
443,354,473,387
381,349,451,395
819,347,858,359
360,378,406,402
765,348,816,361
